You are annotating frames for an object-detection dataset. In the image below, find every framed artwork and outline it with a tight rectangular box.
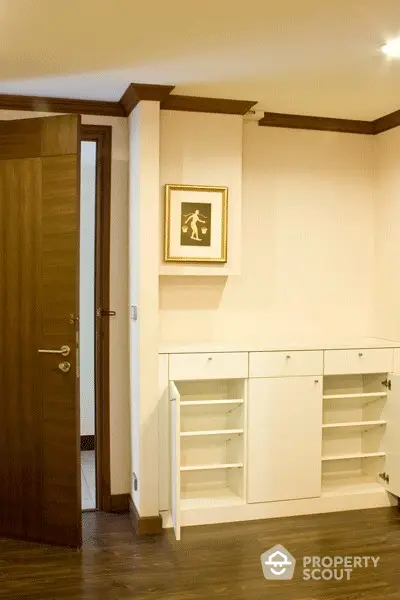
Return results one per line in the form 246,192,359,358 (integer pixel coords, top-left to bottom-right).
164,184,228,263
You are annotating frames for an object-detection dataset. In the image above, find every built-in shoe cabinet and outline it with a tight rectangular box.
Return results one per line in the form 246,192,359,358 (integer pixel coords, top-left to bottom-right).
162,342,400,540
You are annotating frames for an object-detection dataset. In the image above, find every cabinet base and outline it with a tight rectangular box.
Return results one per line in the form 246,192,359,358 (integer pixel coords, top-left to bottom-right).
161,488,395,530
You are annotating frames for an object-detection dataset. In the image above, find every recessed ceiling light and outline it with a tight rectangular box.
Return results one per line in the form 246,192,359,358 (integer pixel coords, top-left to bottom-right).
382,38,400,57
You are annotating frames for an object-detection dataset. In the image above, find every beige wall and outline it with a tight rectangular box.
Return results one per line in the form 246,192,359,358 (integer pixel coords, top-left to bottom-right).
0,111,130,495
160,119,376,344
374,127,400,341
160,110,243,276
83,115,130,495
129,102,161,515
6,107,399,507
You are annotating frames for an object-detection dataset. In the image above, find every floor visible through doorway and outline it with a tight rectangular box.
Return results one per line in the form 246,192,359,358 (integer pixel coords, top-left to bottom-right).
81,450,96,510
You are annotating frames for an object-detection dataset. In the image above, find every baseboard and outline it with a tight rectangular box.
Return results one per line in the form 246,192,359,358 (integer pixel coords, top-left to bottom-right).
129,496,163,535
110,494,130,513
81,435,95,451
161,488,395,530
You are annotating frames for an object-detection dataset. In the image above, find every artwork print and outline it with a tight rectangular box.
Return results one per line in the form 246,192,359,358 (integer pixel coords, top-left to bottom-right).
164,184,228,264
180,202,212,247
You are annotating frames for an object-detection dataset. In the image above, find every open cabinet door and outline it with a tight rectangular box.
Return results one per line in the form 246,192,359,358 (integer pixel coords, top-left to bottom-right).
170,381,181,540
383,374,400,498
0,116,81,547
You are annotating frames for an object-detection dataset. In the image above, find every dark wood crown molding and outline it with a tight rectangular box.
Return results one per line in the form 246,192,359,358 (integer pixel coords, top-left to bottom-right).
0,93,124,117
258,111,374,135
372,108,400,135
161,94,257,115
120,83,175,116
1,85,400,133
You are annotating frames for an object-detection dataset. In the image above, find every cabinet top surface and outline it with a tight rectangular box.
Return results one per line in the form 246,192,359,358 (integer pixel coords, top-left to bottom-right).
159,337,400,354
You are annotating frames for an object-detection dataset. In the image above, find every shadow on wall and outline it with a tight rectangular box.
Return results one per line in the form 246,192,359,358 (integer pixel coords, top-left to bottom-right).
159,276,227,310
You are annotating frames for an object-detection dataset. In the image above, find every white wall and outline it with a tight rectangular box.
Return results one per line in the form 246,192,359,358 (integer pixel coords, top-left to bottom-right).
159,119,376,344
374,127,400,341
83,115,130,495
129,102,161,516
80,141,96,436
0,110,131,495
159,111,243,276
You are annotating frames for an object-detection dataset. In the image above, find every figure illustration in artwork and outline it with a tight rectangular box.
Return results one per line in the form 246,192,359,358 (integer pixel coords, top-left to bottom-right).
183,208,207,241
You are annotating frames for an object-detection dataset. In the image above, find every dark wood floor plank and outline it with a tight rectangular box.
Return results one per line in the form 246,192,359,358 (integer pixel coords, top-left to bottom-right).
1,508,400,599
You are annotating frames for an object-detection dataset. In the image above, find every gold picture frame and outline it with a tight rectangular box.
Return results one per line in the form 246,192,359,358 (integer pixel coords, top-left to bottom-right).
164,184,228,263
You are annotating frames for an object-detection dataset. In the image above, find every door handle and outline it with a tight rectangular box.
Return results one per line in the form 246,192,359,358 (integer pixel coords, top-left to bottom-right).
96,308,116,317
38,345,70,357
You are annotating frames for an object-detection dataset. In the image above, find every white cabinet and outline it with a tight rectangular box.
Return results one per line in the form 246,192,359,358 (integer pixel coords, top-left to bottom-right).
324,349,393,375
249,350,323,378
170,381,181,540
162,341,400,539
170,378,246,539
382,374,400,498
247,377,322,503
169,352,248,381
321,374,388,494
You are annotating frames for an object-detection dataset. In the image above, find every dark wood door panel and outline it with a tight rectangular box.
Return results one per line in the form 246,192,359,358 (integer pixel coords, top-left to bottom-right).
0,158,43,541
0,115,81,547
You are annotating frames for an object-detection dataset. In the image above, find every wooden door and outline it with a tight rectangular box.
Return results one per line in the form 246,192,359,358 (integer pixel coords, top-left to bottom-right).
383,374,400,497
247,377,322,503
170,381,181,540
0,115,81,547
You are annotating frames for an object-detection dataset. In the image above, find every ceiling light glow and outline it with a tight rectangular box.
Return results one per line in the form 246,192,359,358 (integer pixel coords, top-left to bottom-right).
382,38,400,57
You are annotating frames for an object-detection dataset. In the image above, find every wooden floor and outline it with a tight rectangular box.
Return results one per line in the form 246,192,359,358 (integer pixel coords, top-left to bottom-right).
1,507,400,599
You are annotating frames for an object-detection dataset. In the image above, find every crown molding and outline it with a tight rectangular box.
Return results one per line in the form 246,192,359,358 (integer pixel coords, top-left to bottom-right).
0,93,124,117
1,84,400,134
259,112,374,135
160,94,257,115
120,83,175,115
372,108,400,134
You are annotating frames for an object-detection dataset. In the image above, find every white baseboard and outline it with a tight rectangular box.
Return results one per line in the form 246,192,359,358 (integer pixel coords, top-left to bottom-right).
161,489,396,530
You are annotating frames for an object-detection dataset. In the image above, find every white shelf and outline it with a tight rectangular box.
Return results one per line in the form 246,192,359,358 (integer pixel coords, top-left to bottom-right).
180,463,243,472
181,429,244,437
323,392,387,400
181,399,244,407
322,473,383,496
322,420,387,430
180,487,244,510
322,452,386,462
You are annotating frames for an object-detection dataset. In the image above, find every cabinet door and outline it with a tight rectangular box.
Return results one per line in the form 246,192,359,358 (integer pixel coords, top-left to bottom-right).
383,374,400,497
170,382,181,540
159,355,170,512
247,377,322,503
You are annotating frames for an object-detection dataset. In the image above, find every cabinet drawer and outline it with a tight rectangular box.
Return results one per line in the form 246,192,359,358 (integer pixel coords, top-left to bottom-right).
324,348,393,375
169,352,248,381
249,350,323,378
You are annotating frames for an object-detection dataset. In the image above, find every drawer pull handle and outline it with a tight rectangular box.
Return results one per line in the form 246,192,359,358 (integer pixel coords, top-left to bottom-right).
314,379,319,384
207,357,213,361
358,352,363,357
285,355,291,359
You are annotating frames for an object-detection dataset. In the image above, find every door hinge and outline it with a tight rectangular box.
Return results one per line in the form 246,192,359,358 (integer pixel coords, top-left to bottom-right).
382,379,392,391
96,308,116,318
379,472,390,484
69,313,79,327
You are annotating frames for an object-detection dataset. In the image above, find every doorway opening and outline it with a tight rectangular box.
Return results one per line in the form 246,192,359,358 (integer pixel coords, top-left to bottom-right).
80,124,112,513
80,139,97,509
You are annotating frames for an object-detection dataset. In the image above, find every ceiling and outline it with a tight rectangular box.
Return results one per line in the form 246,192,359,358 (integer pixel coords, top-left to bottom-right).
1,0,400,119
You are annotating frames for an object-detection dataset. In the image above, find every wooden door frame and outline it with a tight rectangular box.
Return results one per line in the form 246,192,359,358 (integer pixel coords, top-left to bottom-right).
80,124,112,512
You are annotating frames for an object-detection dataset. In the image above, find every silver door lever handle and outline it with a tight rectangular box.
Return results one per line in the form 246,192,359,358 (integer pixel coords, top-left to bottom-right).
38,345,70,357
